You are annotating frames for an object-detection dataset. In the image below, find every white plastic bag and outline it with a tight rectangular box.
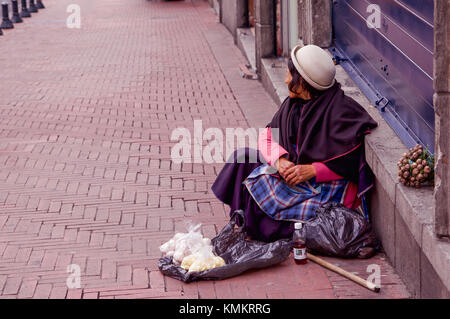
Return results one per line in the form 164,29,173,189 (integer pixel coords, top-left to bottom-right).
159,223,216,265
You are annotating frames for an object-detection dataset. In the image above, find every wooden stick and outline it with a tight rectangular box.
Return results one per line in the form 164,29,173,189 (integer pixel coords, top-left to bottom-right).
307,253,380,293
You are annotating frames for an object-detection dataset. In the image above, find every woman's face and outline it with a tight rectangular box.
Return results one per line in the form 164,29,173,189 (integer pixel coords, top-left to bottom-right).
285,68,298,94
285,68,293,86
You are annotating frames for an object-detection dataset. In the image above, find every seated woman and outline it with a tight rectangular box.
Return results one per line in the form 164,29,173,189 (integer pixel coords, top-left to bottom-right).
212,45,378,242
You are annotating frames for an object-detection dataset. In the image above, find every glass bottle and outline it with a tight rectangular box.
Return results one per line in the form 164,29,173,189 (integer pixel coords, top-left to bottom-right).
293,222,307,265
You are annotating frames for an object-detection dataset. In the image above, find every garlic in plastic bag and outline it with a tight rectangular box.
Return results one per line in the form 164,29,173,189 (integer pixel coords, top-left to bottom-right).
180,246,226,273
180,255,196,271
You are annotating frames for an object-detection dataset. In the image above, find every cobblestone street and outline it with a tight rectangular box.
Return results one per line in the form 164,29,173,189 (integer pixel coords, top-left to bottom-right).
0,0,410,299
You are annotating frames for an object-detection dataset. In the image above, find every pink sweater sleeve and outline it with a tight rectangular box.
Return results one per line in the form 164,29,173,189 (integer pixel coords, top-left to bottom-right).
259,128,345,183
311,162,344,182
258,127,288,166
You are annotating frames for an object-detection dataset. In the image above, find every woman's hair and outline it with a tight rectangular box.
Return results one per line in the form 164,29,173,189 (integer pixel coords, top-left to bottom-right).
287,57,322,99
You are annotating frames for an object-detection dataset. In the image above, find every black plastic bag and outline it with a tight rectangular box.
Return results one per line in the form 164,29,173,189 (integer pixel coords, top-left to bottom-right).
158,210,292,283
305,202,380,259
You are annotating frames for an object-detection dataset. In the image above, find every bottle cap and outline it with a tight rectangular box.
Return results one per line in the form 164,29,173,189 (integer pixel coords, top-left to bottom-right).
294,222,303,230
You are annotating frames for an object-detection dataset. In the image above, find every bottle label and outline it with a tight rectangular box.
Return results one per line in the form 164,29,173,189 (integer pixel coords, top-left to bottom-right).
294,247,306,260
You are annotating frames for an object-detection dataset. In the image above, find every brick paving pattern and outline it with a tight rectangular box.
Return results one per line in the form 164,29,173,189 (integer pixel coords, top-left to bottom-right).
0,0,410,299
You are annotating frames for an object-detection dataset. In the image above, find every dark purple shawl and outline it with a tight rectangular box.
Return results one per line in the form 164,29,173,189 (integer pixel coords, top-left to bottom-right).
269,82,378,196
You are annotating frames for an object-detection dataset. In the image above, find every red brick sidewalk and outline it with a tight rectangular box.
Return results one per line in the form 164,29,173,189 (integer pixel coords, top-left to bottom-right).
0,0,409,299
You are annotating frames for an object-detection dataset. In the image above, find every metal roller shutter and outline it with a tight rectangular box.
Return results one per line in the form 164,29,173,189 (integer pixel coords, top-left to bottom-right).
331,0,434,152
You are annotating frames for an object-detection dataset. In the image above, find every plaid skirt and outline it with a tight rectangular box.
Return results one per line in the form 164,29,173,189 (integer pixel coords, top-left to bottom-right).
243,164,349,221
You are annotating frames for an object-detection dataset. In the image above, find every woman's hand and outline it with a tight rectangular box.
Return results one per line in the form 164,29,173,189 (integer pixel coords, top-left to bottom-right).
275,157,295,180
284,165,316,186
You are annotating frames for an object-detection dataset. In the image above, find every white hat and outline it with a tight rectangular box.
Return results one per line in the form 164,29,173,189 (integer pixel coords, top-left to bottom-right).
290,44,336,91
